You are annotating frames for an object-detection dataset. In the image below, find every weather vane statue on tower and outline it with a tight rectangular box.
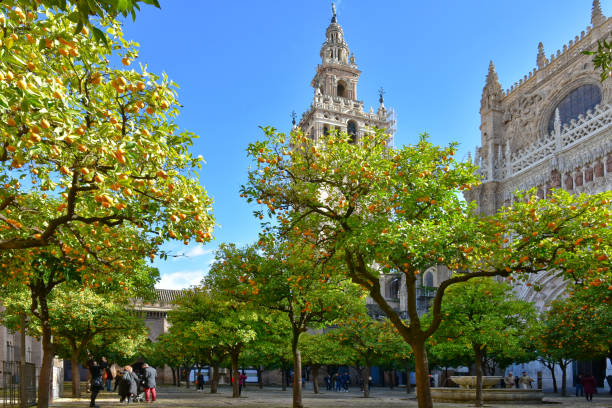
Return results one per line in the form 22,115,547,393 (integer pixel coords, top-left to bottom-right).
331,2,337,23
378,87,385,104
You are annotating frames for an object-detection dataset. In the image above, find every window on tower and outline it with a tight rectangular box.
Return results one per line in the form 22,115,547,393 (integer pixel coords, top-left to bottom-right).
547,84,601,134
347,120,357,144
337,81,346,98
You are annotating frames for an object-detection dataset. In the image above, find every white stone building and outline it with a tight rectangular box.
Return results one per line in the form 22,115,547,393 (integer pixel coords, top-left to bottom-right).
464,0,612,310
462,0,612,389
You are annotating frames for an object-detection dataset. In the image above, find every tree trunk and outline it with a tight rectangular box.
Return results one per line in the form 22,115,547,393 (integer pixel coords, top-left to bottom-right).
37,303,53,408
406,364,411,393
546,362,557,393
71,350,81,398
291,331,304,408
561,362,567,397
210,365,219,394
177,366,181,387
389,370,395,390
363,365,371,398
231,353,240,398
281,365,287,391
171,367,176,386
312,365,320,394
257,365,263,389
412,339,433,408
473,344,484,408
185,365,191,388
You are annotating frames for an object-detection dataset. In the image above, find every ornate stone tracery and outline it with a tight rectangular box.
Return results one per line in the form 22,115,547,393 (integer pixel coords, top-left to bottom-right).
465,2,612,309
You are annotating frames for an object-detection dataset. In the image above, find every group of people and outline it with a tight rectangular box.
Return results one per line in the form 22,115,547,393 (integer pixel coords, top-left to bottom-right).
324,372,351,392
575,373,599,402
503,371,534,389
88,358,157,407
505,371,602,401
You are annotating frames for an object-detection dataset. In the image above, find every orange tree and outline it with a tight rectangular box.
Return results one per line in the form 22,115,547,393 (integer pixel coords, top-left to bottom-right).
328,313,412,397
206,240,364,408
239,316,292,390
0,1,214,252
0,219,157,408
167,287,266,398
426,278,537,407
300,331,352,394
537,283,612,396
242,128,612,408
48,287,149,397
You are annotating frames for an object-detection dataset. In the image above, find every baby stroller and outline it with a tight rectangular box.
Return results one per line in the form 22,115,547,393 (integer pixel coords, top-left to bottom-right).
131,373,146,403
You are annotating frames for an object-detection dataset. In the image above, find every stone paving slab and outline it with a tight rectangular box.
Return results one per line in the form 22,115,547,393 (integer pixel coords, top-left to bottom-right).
50,386,612,408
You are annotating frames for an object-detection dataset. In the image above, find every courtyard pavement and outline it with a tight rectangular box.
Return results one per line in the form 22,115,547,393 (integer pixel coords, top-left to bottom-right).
50,386,612,408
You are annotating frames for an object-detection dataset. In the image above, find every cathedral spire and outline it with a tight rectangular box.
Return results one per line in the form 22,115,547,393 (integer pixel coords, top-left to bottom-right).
537,42,546,69
592,0,605,26
481,61,502,112
485,61,502,92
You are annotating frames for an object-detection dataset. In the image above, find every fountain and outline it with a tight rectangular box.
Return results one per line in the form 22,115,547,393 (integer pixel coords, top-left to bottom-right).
430,376,544,404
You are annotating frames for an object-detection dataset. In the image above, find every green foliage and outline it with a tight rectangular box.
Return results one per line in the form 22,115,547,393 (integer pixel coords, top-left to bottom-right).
538,283,612,362
0,0,214,253
328,313,412,368
583,38,612,81
206,240,365,336
300,331,351,368
428,278,537,372
168,288,264,362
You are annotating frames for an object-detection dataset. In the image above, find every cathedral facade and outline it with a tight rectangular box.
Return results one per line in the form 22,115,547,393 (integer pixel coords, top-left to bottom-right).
464,1,612,309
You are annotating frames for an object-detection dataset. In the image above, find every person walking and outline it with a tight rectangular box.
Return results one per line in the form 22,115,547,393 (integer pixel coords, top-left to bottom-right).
104,362,113,392
142,363,157,403
113,368,123,392
504,372,515,389
88,359,104,408
324,374,331,391
239,371,247,396
606,374,612,395
196,372,204,392
575,373,584,397
342,372,350,392
119,366,138,403
333,373,342,392
518,372,533,389
581,373,597,402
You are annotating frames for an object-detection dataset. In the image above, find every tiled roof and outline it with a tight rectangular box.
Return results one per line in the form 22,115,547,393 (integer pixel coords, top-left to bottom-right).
155,289,185,304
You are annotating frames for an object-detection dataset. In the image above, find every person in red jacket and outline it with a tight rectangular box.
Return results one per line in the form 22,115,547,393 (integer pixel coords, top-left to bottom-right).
581,373,597,402
239,372,248,395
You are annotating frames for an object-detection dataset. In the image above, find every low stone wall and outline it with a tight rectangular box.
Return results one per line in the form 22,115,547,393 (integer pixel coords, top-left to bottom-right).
431,388,544,404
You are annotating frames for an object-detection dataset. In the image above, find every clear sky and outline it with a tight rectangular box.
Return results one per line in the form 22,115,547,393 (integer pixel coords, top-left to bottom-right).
118,1,607,289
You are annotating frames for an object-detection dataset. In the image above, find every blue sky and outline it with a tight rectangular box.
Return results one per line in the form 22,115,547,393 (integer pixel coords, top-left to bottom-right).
118,1,607,289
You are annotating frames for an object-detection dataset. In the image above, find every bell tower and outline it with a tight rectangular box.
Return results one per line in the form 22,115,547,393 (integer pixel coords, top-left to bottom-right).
299,3,395,143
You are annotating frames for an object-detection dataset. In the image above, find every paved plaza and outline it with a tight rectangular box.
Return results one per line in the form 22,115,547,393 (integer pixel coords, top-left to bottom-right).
50,386,612,408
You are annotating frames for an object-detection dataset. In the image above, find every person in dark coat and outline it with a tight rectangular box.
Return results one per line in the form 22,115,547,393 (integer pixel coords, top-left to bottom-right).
88,360,104,408
142,363,157,402
196,372,204,391
119,366,138,403
103,358,113,391
575,373,584,397
581,373,597,402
